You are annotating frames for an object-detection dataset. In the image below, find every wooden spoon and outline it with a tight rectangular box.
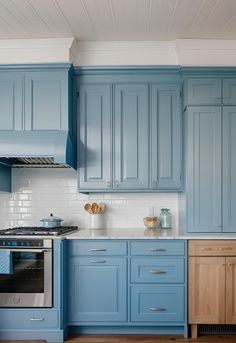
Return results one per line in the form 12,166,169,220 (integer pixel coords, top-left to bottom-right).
91,202,98,214
98,203,105,214
84,203,93,214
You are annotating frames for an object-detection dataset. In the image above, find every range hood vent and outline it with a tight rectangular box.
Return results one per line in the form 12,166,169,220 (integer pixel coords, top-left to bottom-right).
0,131,76,169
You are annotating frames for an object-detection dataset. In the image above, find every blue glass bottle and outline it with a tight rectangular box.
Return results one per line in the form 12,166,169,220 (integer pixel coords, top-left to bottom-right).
160,208,171,229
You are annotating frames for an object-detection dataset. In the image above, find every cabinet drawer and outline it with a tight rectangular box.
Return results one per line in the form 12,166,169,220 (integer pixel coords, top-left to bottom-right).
0,309,59,330
189,240,236,256
131,285,184,322
130,241,185,256
68,240,127,256
131,257,184,283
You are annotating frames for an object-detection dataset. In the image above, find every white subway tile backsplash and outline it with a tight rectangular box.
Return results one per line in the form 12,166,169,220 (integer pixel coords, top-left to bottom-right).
0,169,179,230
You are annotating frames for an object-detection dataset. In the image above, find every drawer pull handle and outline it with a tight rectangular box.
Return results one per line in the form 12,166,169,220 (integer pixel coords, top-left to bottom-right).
201,248,212,251
149,248,166,252
149,270,166,274
149,307,166,312
219,247,233,250
90,248,107,252
90,259,107,263
30,317,44,321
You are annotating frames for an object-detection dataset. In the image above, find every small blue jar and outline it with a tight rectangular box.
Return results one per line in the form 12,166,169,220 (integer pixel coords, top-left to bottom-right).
160,208,171,229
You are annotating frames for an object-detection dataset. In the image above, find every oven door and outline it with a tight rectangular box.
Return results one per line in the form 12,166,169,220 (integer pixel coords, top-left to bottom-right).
0,248,52,307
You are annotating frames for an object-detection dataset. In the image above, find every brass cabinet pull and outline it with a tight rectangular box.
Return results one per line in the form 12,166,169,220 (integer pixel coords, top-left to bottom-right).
218,247,233,250
149,307,166,312
149,270,166,274
201,247,212,251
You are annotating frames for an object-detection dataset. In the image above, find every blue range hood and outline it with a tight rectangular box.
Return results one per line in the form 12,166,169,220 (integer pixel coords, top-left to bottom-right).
0,130,76,169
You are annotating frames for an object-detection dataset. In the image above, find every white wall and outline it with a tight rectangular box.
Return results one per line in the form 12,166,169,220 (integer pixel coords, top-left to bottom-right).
0,169,178,230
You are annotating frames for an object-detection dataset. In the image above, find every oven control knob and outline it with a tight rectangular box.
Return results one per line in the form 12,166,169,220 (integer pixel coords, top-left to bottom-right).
12,296,20,305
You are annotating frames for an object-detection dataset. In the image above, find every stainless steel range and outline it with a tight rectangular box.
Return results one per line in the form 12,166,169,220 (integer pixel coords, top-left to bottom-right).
0,226,77,308
0,238,52,307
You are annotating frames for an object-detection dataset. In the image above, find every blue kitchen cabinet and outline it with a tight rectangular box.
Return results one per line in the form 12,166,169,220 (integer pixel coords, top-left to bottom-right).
77,72,182,193
114,83,149,189
78,84,112,190
68,240,127,323
67,239,187,337
186,107,222,233
24,71,70,131
151,83,181,190
0,65,73,133
223,79,236,105
222,107,236,232
186,78,221,105
0,72,23,130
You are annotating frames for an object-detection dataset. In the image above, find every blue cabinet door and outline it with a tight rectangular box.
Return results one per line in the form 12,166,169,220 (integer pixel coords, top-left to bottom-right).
0,72,23,130
78,84,112,190
186,107,222,232
0,162,11,193
114,83,149,189
24,71,68,131
186,78,221,105
223,79,236,105
151,83,181,190
222,107,236,232
68,256,127,323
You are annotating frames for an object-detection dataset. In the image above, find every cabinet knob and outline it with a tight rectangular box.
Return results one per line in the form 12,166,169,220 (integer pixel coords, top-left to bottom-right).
106,181,111,187
115,181,120,187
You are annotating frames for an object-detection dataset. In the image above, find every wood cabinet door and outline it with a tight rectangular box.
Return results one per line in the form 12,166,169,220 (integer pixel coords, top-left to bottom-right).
222,107,236,232
78,83,112,190
226,257,236,323
186,107,222,232
114,83,149,189
150,83,182,190
189,256,226,324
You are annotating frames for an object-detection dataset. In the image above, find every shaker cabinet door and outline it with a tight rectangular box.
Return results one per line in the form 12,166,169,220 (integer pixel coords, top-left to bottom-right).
114,83,149,189
24,71,68,131
68,257,127,323
186,107,222,232
78,84,112,190
222,107,236,232
151,83,181,190
0,72,23,130
186,78,221,106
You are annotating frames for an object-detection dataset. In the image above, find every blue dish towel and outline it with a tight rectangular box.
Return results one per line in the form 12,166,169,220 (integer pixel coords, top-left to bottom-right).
0,249,13,274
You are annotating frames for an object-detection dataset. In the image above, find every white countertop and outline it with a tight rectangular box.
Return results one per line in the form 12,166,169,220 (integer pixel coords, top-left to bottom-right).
65,227,236,240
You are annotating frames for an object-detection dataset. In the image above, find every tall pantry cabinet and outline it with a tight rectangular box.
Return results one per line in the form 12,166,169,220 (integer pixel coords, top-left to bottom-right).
183,74,236,233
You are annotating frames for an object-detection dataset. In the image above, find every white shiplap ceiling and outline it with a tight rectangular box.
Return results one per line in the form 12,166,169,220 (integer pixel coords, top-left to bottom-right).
0,0,236,41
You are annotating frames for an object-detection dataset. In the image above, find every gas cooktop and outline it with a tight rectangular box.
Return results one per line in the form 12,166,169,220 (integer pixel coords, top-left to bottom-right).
0,226,78,236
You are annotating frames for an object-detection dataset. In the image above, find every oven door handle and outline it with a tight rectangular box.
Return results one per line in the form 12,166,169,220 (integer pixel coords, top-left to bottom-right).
1,248,51,253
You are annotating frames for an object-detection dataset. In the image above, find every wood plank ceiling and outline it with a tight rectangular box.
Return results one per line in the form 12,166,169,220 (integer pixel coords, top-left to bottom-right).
0,0,236,40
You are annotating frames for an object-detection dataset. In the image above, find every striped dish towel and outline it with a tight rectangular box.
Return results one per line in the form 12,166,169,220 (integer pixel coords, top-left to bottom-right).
0,249,13,274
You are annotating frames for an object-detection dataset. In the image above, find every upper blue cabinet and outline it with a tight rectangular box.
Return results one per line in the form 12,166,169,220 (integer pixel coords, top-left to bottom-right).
114,83,149,190
0,64,74,133
185,78,221,105
0,72,23,130
151,84,181,190
77,69,182,193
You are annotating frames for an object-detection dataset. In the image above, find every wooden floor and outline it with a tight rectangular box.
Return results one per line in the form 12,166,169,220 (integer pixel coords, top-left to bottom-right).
1,334,236,343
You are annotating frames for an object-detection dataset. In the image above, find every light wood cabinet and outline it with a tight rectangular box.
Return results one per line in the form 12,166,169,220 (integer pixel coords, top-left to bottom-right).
188,240,236,338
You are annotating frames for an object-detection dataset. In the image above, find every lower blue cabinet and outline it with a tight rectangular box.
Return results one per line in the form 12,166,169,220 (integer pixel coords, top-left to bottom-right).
68,256,127,323
131,285,184,322
67,239,187,337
